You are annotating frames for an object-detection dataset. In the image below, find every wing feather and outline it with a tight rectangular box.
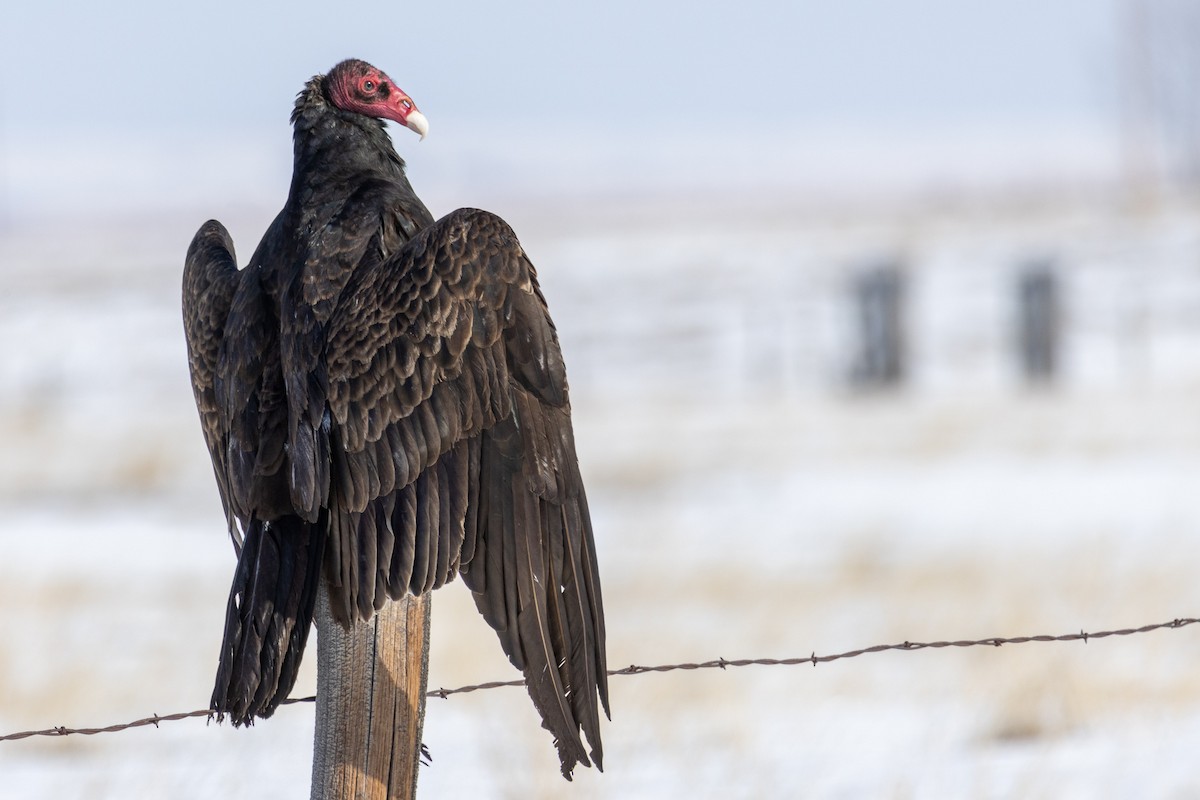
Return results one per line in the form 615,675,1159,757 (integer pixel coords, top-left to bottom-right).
390,481,418,596
373,493,395,612
355,506,377,620
433,455,454,589
409,467,434,595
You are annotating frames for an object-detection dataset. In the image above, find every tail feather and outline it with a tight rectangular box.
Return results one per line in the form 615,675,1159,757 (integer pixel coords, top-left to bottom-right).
212,515,326,723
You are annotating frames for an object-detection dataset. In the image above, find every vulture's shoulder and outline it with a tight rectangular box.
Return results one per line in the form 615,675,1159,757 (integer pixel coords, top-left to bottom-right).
323,207,566,454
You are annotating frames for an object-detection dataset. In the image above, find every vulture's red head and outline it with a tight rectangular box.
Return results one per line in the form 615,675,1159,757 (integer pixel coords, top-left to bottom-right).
325,59,428,140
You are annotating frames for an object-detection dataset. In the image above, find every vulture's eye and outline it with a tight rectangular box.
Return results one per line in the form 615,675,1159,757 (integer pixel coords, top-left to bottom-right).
362,79,376,92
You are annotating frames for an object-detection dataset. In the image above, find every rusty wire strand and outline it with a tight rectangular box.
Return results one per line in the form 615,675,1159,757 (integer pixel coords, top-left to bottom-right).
2,616,1195,743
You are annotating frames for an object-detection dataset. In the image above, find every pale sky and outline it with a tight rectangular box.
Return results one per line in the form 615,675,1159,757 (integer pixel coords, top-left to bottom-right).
0,1,1122,218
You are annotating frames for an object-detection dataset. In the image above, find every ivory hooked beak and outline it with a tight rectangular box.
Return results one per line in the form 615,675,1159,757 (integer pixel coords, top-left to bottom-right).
405,110,429,141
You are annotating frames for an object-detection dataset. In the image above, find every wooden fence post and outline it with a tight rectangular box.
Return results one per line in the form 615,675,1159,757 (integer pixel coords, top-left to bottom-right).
849,262,907,389
1016,261,1060,384
310,582,431,800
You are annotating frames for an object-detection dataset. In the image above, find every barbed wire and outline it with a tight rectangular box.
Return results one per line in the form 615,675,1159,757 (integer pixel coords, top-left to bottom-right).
2,615,1195,744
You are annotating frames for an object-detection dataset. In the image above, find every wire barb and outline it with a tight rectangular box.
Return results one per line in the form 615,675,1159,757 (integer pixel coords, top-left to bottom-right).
2,615,1196,744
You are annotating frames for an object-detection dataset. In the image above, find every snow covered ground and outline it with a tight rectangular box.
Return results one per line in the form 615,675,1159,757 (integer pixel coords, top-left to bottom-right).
2,187,1200,798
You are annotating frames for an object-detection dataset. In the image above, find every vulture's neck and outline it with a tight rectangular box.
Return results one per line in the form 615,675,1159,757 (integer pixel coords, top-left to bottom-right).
286,75,409,207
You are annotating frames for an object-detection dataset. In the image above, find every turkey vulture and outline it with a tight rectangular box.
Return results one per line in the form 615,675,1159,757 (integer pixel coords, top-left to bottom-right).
182,58,608,778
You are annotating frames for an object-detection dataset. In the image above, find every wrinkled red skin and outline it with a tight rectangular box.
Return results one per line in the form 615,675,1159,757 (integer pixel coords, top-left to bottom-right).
325,59,420,127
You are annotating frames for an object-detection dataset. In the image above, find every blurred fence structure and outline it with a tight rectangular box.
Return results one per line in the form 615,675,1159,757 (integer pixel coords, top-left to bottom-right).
539,202,1200,403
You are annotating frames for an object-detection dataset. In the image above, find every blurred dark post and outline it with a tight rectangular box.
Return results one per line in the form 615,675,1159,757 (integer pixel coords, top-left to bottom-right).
850,262,907,389
1016,261,1061,385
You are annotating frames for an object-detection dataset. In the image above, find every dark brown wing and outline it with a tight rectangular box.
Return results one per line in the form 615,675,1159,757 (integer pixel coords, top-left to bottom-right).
319,207,608,778
184,218,295,537
216,263,293,526
183,220,241,545
187,220,323,723
281,180,435,522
